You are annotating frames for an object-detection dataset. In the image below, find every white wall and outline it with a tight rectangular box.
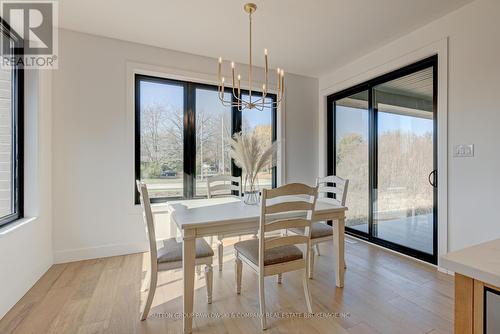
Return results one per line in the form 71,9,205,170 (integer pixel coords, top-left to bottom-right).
318,0,500,253
51,29,318,262
0,70,53,319
284,75,318,184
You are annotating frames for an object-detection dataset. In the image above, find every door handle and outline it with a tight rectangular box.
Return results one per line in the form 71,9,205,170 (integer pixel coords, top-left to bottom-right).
428,170,437,188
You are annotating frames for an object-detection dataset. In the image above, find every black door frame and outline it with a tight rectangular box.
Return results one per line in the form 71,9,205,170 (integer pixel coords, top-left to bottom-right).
327,55,438,264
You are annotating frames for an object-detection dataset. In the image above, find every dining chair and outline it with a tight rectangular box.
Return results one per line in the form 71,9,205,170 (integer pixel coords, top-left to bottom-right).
206,174,257,271
136,180,214,321
234,183,318,330
289,175,349,279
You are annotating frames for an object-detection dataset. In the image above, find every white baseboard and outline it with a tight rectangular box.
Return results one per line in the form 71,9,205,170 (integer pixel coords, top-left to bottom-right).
0,258,53,319
54,242,148,264
438,266,454,275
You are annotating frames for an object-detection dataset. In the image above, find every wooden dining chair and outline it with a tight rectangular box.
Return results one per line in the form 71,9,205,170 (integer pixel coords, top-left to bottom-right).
206,175,257,271
234,183,318,330
136,180,214,321
289,175,349,279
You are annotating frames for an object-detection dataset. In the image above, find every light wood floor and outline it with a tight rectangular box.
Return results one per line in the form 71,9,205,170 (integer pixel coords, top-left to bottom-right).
0,237,454,334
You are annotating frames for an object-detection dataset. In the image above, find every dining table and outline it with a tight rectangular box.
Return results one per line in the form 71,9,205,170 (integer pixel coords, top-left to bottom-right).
167,196,347,334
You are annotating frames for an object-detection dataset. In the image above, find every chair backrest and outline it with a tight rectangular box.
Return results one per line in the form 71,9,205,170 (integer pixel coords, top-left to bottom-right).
206,174,242,198
316,175,349,206
259,183,318,267
136,181,158,266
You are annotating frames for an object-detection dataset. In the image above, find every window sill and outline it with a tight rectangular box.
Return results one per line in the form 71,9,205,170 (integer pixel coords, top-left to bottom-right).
0,217,38,237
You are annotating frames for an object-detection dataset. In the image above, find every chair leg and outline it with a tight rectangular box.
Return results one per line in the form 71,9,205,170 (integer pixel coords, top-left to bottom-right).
259,274,267,330
218,239,224,272
277,273,282,284
140,266,158,321
235,256,242,294
308,246,315,279
303,269,313,314
315,244,321,256
205,264,213,304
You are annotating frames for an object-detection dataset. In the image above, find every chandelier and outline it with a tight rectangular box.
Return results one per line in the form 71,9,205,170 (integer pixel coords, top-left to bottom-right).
217,3,284,111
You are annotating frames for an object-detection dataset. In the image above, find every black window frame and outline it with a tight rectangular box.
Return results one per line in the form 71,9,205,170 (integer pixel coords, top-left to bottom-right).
135,74,277,204
327,55,438,264
0,18,24,228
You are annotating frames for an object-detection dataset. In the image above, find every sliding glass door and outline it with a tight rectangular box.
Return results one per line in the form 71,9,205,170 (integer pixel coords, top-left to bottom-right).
373,67,435,255
334,91,369,234
327,56,437,263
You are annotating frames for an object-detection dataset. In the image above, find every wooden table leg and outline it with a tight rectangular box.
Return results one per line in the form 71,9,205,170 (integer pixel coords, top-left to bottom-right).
183,230,196,334
333,214,345,288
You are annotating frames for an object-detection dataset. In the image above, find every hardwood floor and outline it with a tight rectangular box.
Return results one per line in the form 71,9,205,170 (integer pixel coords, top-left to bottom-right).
0,237,454,333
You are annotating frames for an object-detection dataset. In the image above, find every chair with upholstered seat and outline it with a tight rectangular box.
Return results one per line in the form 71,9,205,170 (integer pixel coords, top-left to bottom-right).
206,174,258,271
234,183,318,330
289,175,349,279
136,181,214,321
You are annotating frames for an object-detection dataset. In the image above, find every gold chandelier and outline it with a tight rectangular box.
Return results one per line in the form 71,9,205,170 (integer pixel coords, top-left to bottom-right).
217,3,284,111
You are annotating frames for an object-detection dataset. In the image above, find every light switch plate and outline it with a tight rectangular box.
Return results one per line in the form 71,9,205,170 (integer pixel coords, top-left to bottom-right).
454,144,474,157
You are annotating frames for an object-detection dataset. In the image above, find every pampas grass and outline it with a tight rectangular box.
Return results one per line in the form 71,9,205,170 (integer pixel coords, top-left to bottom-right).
229,131,278,192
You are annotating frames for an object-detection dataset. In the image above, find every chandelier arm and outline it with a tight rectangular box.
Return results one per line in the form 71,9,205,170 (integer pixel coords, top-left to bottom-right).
251,90,282,106
251,96,263,104
231,89,240,101
221,100,233,107
218,93,234,107
231,85,239,100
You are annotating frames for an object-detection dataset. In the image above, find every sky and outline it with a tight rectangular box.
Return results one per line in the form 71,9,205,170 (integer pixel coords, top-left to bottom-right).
140,80,431,144
336,106,433,141
140,81,272,129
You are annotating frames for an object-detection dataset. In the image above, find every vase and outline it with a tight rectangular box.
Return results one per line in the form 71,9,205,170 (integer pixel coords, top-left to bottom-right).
243,177,260,205
243,189,260,205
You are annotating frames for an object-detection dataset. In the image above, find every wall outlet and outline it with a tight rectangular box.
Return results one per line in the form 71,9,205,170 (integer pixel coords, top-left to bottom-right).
454,144,474,157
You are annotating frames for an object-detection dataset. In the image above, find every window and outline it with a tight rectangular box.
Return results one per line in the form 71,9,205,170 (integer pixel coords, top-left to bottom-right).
241,94,276,190
135,74,277,202
195,88,231,197
137,78,184,199
0,20,23,227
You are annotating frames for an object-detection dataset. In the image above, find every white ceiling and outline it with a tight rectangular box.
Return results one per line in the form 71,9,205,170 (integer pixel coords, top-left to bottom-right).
58,0,473,77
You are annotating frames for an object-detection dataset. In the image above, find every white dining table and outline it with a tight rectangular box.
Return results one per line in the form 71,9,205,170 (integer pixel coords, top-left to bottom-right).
167,196,347,334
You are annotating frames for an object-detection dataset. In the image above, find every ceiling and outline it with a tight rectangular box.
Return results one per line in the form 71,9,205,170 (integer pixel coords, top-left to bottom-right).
58,0,473,77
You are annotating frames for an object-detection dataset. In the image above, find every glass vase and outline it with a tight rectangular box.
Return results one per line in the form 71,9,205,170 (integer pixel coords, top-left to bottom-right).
243,177,260,205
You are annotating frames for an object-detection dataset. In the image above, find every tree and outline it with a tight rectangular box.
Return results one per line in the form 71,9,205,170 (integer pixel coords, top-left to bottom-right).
140,102,183,178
